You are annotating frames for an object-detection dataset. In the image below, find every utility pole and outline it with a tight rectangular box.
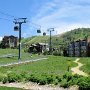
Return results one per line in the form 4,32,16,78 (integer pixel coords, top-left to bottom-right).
14,18,27,60
47,28,54,54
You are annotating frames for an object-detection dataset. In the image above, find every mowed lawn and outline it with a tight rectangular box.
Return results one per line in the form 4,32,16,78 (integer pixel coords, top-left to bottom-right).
0,55,77,76
80,57,90,75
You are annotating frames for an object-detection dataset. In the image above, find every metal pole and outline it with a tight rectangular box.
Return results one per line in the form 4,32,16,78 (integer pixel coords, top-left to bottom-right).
48,28,54,54
14,18,27,60
49,30,52,53
18,23,22,60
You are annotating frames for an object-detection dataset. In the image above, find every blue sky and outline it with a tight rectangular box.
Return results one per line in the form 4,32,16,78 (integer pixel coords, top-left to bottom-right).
0,0,90,40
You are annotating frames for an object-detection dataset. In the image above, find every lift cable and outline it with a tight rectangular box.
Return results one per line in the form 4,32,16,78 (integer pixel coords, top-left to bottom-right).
0,9,18,18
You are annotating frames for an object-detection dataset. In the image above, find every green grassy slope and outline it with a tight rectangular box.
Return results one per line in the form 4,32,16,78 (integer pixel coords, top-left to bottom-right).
22,28,90,48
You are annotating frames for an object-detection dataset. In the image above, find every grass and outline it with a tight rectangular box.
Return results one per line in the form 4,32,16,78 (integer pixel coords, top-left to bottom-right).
0,49,46,64
0,86,25,90
0,49,90,88
79,57,90,75
0,49,18,55
0,55,79,87
0,55,76,76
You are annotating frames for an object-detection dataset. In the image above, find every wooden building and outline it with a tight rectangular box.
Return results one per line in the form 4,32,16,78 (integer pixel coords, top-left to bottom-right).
68,38,90,57
0,35,18,48
28,43,48,53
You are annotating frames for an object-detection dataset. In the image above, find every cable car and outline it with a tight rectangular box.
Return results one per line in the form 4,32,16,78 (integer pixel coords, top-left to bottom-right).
37,29,41,33
14,26,19,31
43,32,46,36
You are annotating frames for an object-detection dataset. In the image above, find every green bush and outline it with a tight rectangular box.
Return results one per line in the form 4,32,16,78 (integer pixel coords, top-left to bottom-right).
7,72,22,83
53,50,61,56
2,76,8,84
0,74,6,82
43,50,49,55
1,71,90,89
20,71,27,78
46,75,55,84
39,76,47,85
60,79,68,88
78,77,90,88
56,76,62,82
26,74,38,83
63,72,73,82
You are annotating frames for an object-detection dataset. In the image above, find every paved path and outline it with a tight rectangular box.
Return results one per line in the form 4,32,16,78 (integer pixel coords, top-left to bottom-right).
0,57,48,67
71,58,88,77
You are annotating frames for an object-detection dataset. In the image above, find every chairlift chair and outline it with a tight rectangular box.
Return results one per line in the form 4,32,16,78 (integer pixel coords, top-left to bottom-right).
14,26,19,31
43,32,46,36
37,29,41,33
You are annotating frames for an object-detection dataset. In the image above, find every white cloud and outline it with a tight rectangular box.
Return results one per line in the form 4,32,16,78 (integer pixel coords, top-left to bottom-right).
30,0,90,35
55,23,90,34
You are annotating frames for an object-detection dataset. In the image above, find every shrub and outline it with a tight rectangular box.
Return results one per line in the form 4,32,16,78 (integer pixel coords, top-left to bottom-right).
1,71,90,89
7,72,22,83
46,75,55,84
39,76,47,85
26,74,39,83
2,76,8,84
60,79,68,88
20,71,27,78
53,50,61,56
54,79,59,85
43,50,49,55
0,74,6,82
78,77,90,88
63,72,72,82
56,75,62,82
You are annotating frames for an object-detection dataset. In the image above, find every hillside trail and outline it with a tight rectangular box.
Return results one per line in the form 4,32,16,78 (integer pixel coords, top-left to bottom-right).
71,58,88,77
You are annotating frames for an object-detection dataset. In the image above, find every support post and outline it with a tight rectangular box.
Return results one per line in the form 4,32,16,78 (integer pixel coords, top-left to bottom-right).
47,28,54,54
18,23,21,60
14,18,27,60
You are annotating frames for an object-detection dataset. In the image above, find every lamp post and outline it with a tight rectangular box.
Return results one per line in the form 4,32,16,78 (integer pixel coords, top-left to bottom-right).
14,18,27,60
47,28,54,54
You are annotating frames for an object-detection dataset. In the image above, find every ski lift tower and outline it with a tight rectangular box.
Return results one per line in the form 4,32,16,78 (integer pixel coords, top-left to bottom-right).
47,28,54,54
14,18,27,60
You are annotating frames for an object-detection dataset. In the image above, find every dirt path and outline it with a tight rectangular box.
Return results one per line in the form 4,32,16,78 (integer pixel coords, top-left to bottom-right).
0,82,78,90
0,57,48,67
71,58,88,77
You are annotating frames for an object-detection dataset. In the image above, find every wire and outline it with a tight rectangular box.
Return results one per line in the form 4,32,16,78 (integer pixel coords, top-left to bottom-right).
0,10,43,30
0,17,13,22
27,20,41,29
0,9,41,28
0,9,19,18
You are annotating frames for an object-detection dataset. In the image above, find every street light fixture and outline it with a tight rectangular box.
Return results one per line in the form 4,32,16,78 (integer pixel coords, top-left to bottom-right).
47,28,54,54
